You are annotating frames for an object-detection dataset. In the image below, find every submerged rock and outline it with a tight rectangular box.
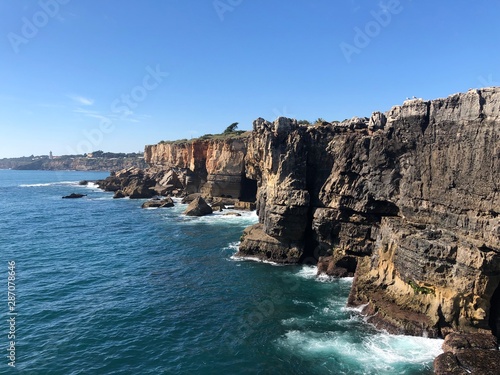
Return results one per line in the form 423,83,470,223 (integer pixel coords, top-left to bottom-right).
62,193,87,199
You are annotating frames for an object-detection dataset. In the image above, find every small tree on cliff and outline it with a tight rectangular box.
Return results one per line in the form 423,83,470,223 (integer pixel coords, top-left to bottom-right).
223,122,239,134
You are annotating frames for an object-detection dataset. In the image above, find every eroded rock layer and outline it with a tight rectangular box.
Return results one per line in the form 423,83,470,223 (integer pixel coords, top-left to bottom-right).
237,88,500,338
144,136,254,199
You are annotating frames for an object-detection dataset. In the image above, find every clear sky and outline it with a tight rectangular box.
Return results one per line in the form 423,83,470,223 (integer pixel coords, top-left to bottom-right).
1,0,499,158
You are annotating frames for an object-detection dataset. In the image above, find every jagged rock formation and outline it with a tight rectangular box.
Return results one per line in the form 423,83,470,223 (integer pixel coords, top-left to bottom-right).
144,135,257,201
237,88,500,339
141,197,174,209
96,168,156,199
434,332,500,374
96,135,259,211
184,196,213,216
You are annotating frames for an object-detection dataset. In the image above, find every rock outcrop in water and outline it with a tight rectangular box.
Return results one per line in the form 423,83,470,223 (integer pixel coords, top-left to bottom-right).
237,88,500,340
62,193,87,199
184,196,213,216
96,135,258,212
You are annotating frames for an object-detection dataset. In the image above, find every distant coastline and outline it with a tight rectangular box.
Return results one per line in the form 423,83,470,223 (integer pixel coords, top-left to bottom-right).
0,151,147,172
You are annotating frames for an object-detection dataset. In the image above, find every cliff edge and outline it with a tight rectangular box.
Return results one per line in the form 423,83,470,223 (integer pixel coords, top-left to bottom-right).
144,134,257,202
237,88,500,339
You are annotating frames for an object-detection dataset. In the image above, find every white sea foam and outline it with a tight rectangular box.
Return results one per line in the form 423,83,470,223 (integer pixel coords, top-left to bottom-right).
295,265,318,279
338,276,354,283
342,303,368,314
224,241,240,251
225,242,283,266
294,266,355,284
292,299,317,307
316,273,337,283
279,330,443,371
229,254,284,266
19,181,80,187
176,209,259,226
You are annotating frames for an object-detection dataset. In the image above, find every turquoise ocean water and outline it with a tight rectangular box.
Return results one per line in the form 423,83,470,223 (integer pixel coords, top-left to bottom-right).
0,170,442,374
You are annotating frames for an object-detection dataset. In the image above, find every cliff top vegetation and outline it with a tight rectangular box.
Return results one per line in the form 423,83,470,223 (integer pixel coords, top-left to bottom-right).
158,123,251,145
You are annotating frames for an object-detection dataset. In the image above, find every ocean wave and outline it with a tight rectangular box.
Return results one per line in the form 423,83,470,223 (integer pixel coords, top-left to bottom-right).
295,265,319,279
278,330,442,372
19,181,80,187
229,254,285,266
224,241,240,252
294,266,355,284
89,197,114,201
170,208,259,227
342,303,368,314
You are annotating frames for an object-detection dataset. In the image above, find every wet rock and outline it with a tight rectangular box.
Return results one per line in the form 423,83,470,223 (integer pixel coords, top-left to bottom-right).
113,190,125,199
184,196,213,216
211,202,226,212
434,333,500,374
442,332,498,354
62,193,87,199
96,176,122,192
234,201,256,211
123,177,156,199
142,197,174,209
181,193,201,204
237,223,303,263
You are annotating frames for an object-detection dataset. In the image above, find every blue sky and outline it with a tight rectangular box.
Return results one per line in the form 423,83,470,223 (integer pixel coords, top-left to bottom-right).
0,0,499,158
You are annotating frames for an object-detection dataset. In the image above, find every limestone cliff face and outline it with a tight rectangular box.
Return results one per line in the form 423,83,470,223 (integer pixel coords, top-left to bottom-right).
238,88,500,338
144,136,253,199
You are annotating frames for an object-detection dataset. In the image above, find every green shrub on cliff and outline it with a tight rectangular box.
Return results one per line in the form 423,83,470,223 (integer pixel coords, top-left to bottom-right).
158,131,249,145
223,122,239,134
408,280,435,295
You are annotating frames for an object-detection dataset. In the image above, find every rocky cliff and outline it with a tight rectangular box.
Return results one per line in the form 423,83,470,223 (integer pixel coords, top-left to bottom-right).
237,88,500,339
144,135,256,201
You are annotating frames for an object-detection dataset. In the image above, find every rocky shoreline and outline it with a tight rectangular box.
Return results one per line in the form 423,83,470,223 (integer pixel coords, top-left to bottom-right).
434,332,500,374
95,88,499,374
95,162,256,216
240,89,499,340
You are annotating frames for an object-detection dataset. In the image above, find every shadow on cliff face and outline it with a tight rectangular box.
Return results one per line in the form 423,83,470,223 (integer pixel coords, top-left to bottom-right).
239,176,257,202
489,282,500,339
